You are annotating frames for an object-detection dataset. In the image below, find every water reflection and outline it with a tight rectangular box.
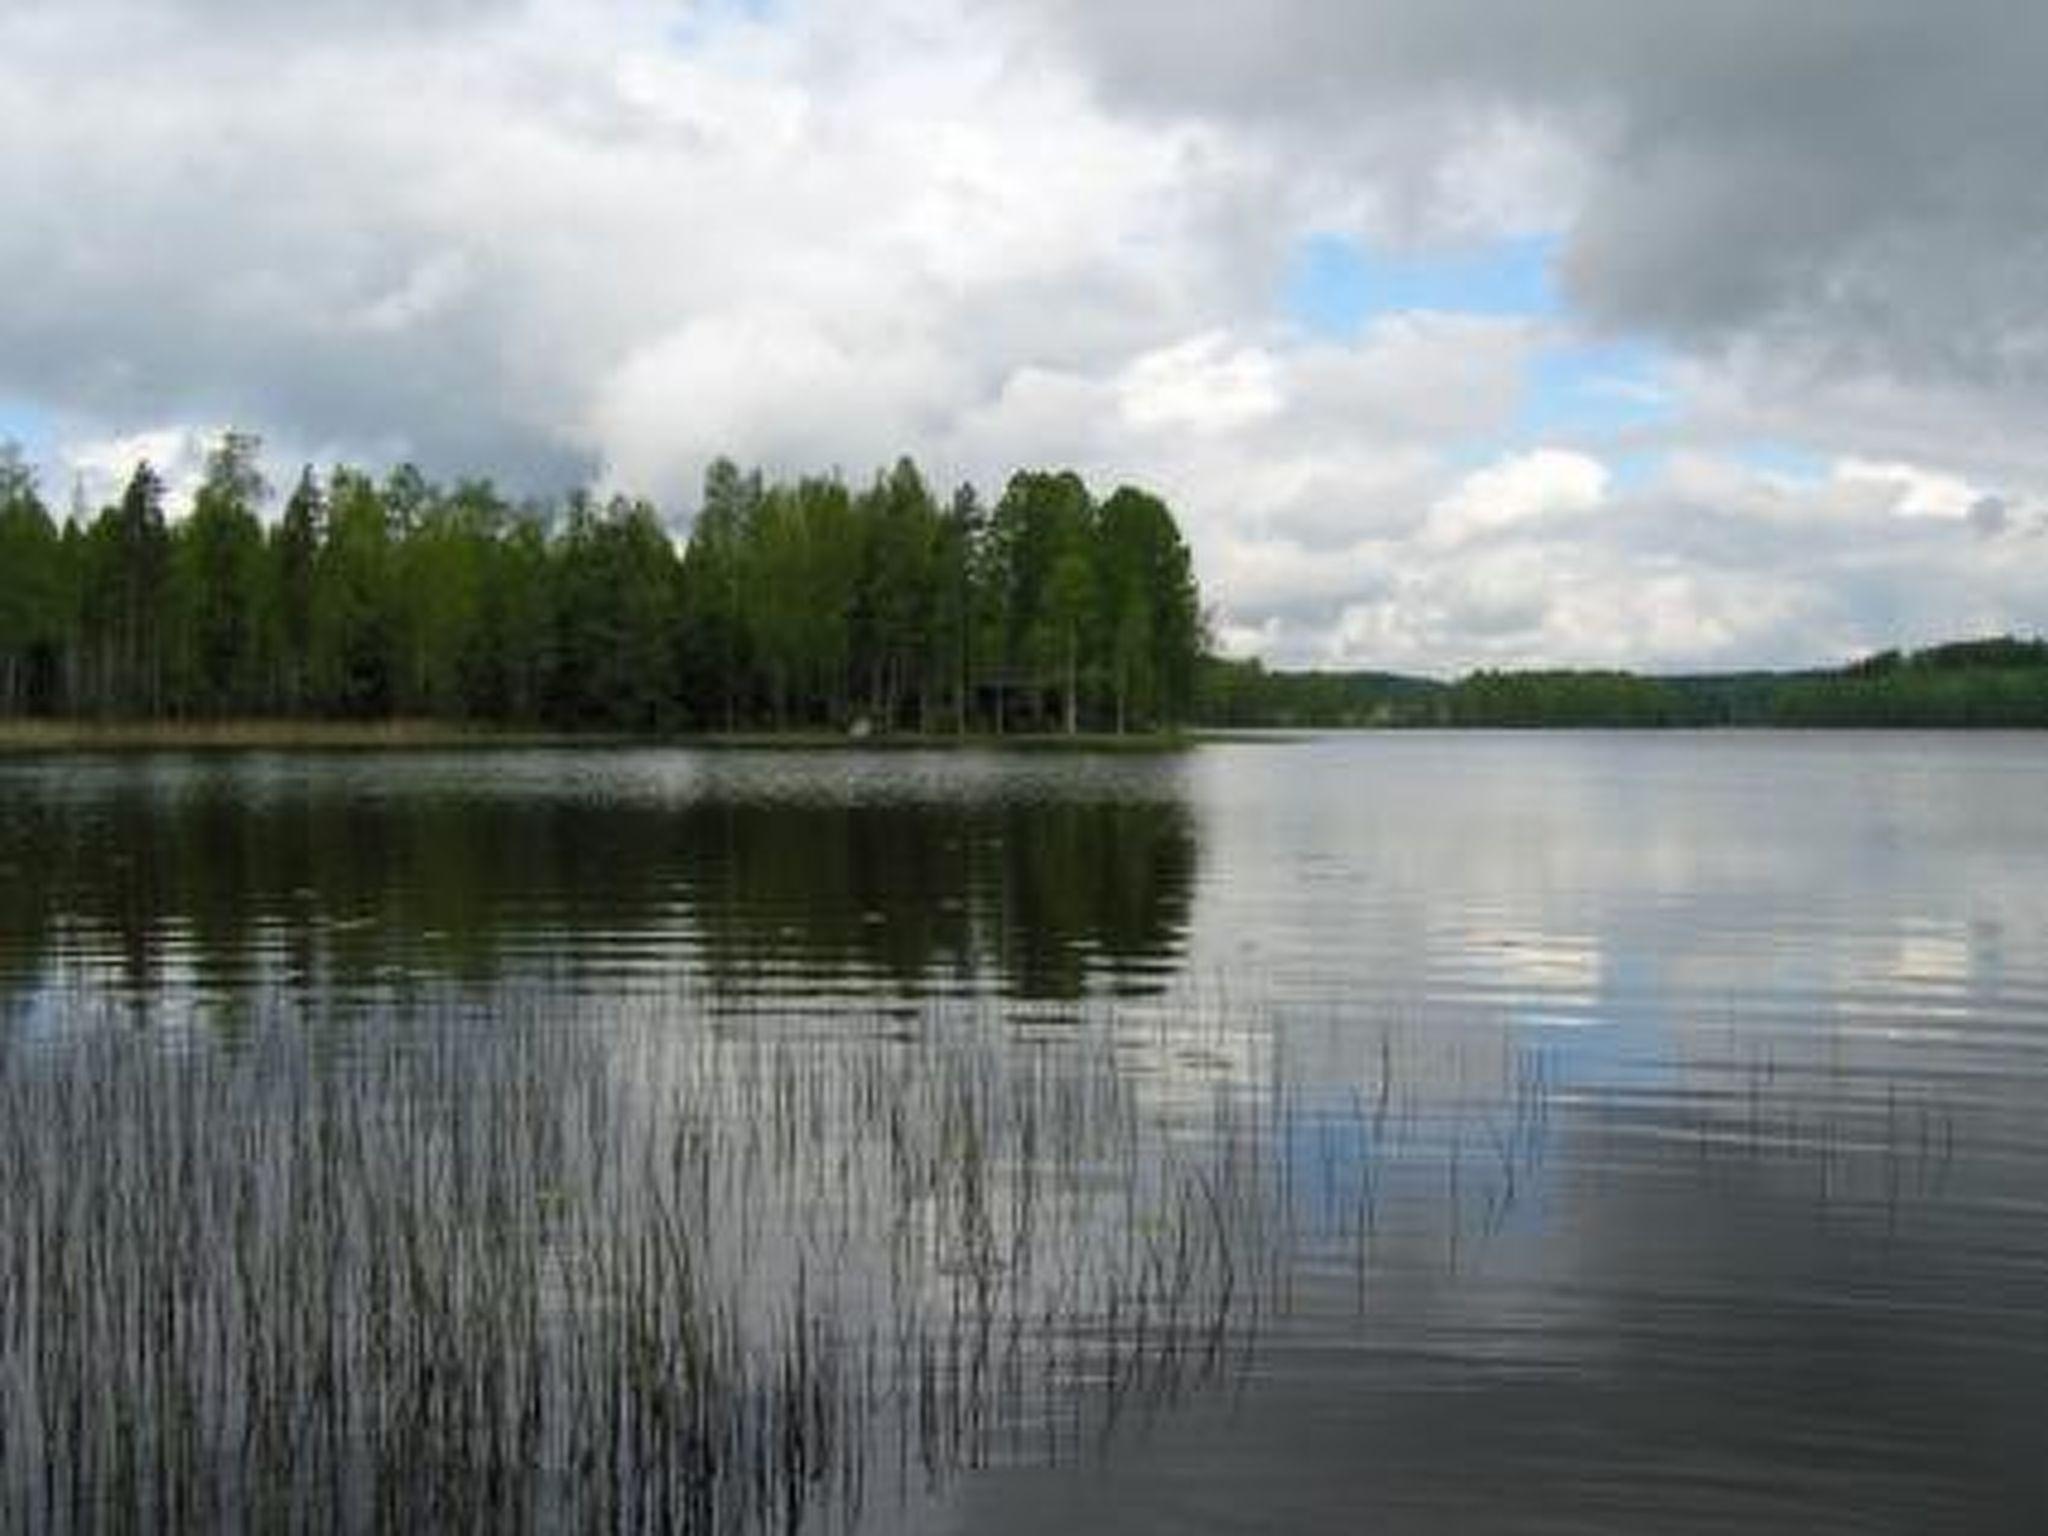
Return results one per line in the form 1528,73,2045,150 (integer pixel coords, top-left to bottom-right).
8,736,2048,1532
0,750,1199,1018
674,796,1194,1001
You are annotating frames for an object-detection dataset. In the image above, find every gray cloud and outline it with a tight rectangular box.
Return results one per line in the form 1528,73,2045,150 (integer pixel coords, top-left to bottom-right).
0,5,592,482
1969,496,2010,538
0,0,1261,492
1005,0,2048,407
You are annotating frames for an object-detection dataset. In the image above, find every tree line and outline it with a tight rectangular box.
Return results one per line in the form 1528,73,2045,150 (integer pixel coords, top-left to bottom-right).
1198,637,2048,729
0,435,1203,733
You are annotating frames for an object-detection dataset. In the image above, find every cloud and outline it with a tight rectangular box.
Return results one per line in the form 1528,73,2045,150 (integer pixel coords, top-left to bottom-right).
1424,448,1609,548
0,0,1222,489
1967,497,2009,539
1117,334,1284,434
61,427,224,516
1003,0,2048,473
1831,460,1985,522
590,307,967,499
4,0,2048,672
1307,452,2046,674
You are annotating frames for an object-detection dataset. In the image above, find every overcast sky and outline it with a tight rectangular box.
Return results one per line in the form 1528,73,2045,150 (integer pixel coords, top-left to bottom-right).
3,0,2043,673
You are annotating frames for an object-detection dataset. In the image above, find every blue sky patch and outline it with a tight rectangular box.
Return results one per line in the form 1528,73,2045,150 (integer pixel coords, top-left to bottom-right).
1283,232,1558,334
0,400,52,461
1728,441,1827,481
666,0,778,51
1522,339,1672,440
1284,235,1683,463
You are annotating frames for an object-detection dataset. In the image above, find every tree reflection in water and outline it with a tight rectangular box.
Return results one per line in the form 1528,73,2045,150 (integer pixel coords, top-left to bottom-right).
0,755,1198,1018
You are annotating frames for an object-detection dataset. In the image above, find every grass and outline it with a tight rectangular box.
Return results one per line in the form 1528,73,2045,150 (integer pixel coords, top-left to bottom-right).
0,969,1954,1532
0,999,1279,1534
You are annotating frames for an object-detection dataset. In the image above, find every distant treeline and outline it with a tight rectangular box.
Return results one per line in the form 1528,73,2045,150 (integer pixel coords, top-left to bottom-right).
1199,636,2048,729
0,435,1201,733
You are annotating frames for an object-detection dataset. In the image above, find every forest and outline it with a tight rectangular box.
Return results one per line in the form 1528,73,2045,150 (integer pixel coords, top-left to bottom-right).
0,435,1203,734
1199,638,2048,729
7,427,2039,738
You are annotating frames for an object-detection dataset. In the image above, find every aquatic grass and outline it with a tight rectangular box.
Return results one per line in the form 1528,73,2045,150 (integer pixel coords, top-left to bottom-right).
0,998,1279,1533
1,969,1958,1532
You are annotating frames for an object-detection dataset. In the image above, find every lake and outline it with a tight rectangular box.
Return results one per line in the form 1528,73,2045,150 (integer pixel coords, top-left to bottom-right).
3,734,2046,1532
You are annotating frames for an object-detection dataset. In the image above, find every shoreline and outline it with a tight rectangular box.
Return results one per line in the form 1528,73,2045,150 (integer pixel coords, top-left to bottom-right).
0,719,1203,753
0,719,578,752
5,718,2045,753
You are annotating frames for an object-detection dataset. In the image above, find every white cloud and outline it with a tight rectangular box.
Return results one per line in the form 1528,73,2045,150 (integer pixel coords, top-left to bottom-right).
1424,448,1610,547
590,307,965,499
1117,334,1284,433
62,427,222,516
1831,459,1984,521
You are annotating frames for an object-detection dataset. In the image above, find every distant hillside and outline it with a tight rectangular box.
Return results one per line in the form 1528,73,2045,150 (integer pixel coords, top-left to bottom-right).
1196,637,2048,729
1195,658,1443,728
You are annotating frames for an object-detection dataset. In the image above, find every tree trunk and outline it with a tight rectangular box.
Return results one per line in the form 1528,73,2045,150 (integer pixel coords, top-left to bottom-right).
957,637,968,736
1064,627,1078,736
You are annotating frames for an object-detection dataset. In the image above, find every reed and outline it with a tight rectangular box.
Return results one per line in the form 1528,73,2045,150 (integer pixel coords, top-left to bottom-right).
0,999,1278,1534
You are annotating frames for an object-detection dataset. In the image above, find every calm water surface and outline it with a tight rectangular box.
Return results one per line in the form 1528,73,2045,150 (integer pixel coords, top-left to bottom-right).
4,733,2046,1531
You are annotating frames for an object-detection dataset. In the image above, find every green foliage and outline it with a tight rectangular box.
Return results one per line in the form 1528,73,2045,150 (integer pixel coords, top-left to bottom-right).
551,493,681,728
272,468,323,715
990,470,1097,733
175,432,269,716
663,458,1202,734
12,427,2044,738
1194,658,1442,728
1444,670,1688,727
314,468,397,718
1194,638,2048,730
1770,643,2048,726
0,434,1207,734
1097,487,1200,731
471,512,553,723
74,462,173,717
676,459,758,729
0,444,64,714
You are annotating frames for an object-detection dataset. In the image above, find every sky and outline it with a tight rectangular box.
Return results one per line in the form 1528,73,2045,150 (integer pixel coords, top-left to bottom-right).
2,0,2044,674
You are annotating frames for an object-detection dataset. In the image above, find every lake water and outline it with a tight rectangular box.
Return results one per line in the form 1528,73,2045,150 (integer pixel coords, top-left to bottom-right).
3,734,2046,1531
